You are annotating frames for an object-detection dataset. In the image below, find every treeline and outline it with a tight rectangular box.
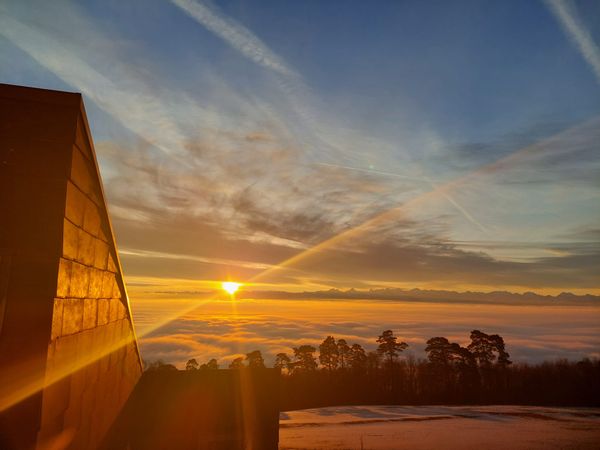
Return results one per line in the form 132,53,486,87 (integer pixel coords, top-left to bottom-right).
149,329,600,409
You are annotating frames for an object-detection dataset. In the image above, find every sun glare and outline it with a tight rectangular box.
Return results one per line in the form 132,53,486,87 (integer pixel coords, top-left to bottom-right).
222,281,241,295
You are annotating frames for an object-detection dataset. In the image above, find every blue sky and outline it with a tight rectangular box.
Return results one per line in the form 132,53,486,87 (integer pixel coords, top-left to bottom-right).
1,0,599,294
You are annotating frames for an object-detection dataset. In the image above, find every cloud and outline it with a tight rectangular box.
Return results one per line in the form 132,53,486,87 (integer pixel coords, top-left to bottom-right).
233,288,599,305
488,117,600,185
231,188,337,244
133,298,600,367
2,1,598,295
120,248,274,271
442,117,600,186
0,4,190,158
97,136,400,251
140,334,225,363
170,0,295,76
282,239,600,291
97,129,599,293
0,1,299,166
559,227,600,242
544,0,600,84
167,0,404,175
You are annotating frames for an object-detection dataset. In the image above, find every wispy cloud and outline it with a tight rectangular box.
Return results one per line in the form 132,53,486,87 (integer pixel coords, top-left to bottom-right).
167,0,399,170
0,8,190,157
0,2,283,163
545,0,600,84
170,0,295,76
120,248,274,270
165,0,497,246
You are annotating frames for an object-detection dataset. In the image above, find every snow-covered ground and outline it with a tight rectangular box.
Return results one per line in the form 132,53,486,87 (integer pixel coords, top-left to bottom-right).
279,405,600,449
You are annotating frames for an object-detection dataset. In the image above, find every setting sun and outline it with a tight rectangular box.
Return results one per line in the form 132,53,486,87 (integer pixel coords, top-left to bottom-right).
2,2,599,448
221,281,241,295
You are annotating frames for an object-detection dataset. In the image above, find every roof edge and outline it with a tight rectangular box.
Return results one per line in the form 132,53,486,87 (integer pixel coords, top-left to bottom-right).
0,83,81,107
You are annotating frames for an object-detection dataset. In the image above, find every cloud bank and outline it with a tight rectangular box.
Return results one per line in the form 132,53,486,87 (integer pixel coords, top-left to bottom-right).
132,298,600,368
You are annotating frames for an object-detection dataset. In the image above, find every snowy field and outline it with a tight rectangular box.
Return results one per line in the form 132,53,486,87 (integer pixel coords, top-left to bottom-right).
279,405,600,449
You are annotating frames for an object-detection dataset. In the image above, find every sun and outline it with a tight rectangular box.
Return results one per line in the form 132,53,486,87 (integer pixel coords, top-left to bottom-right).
221,281,241,295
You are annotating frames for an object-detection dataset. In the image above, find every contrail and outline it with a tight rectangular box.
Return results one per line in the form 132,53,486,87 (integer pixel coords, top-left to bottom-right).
0,11,189,159
167,0,363,165
170,0,295,77
544,0,600,84
438,189,488,234
420,174,489,235
316,162,430,182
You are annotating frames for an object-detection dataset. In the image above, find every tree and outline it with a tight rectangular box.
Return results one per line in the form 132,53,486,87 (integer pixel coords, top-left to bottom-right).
337,339,351,370
489,334,512,367
468,330,496,367
449,343,476,368
349,343,367,372
246,350,266,368
229,357,245,369
185,358,199,371
447,343,479,397
376,330,408,367
425,337,454,396
468,330,511,367
425,337,476,397
200,358,219,370
425,337,453,366
274,352,291,372
293,345,318,372
319,336,339,371
366,351,380,372
145,360,178,372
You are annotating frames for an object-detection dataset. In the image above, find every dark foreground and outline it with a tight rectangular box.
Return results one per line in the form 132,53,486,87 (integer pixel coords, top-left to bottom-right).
279,405,600,449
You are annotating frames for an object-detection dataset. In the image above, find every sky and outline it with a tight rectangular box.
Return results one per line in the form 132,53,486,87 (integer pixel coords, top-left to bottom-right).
1,0,599,364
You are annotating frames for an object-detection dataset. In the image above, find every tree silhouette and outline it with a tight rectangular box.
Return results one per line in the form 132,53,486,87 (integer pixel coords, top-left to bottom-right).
229,357,245,369
349,343,367,372
185,358,199,371
337,339,351,370
454,343,480,400
489,334,512,366
319,336,339,371
246,350,266,368
274,352,291,372
293,345,318,372
376,330,408,367
145,360,177,372
367,351,380,372
271,331,600,410
448,343,476,369
468,330,496,367
468,330,511,367
149,330,600,410
200,358,219,370
425,337,453,366
425,337,478,396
